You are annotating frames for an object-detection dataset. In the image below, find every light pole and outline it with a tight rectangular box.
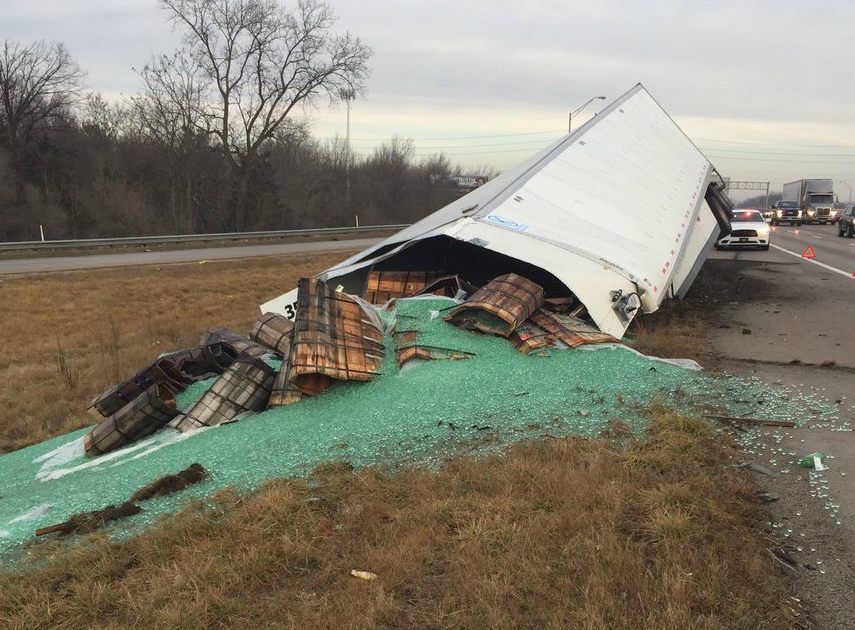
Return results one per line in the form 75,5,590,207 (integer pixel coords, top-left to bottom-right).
340,88,356,223
568,95,606,133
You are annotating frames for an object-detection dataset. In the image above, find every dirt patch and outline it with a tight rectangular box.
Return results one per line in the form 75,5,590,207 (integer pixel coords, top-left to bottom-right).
131,464,208,502
35,502,142,537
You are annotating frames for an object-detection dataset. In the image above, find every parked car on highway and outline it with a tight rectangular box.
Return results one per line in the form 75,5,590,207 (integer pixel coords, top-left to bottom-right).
716,209,771,250
838,204,855,238
770,200,802,225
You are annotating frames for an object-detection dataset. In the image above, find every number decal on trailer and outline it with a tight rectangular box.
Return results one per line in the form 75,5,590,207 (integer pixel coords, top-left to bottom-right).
260,287,299,321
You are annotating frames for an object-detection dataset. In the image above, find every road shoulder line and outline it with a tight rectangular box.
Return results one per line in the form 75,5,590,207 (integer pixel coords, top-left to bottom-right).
769,243,854,280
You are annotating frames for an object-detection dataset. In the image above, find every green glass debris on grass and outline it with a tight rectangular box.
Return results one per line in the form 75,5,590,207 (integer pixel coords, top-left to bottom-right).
0,298,838,557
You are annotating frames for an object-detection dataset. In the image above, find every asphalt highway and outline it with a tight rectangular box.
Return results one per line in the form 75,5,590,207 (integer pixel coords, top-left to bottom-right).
767,222,855,278
0,237,382,275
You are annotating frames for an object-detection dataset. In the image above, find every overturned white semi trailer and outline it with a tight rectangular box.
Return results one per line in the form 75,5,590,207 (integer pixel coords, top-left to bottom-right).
269,83,733,339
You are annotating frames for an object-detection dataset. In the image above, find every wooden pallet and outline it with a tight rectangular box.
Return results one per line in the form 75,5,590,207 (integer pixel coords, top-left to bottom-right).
528,309,618,348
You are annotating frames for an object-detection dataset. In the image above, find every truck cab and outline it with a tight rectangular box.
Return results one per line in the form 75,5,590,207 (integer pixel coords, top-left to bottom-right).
770,200,802,226
803,192,836,224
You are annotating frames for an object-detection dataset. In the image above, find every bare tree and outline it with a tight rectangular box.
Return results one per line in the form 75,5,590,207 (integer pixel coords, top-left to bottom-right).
145,0,371,229
134,51,209,149
0,40,84,156
155,0,371,167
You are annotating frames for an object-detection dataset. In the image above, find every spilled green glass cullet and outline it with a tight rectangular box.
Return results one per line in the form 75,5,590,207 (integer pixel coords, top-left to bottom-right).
0,298,838,557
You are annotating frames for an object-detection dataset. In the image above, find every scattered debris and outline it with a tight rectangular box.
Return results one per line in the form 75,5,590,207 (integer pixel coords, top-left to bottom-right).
35,502,142,537
705,415,796,428
130,463,208,502
350,569,378,581
746,463,781,478
393,329,474,366
799,452,828,471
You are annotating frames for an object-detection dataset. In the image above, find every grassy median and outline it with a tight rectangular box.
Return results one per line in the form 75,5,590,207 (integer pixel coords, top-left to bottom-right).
0,406,797,629
0,252,352,453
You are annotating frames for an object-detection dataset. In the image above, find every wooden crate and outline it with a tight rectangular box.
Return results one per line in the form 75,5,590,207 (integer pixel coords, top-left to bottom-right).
508,320,555,355
249,313,294,357
445,273,544,337
170,356,276,432
84,384,179,457
89,343,240,419
268,353,303,407
287,277,385,396
528,309,618,348
365,270,447,303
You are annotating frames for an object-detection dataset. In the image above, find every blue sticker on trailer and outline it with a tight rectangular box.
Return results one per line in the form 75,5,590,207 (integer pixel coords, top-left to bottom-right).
485,214,529,232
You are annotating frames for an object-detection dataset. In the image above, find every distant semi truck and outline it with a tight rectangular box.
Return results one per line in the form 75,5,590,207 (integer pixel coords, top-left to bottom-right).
782,179,837,224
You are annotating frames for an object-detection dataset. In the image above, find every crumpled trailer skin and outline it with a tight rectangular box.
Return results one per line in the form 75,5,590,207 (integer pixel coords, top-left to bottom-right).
275,84,731,338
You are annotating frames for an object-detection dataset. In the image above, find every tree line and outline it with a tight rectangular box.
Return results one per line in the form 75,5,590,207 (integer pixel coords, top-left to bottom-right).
0,0,483,242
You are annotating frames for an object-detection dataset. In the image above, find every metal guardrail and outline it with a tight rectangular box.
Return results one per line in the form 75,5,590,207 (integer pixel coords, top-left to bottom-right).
0,224,410,253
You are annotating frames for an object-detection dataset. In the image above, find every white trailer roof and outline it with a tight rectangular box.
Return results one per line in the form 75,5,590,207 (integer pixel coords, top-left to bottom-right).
313,83,722,338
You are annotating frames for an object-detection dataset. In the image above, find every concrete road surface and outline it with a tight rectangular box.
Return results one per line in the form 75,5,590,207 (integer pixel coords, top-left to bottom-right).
0,238,382,275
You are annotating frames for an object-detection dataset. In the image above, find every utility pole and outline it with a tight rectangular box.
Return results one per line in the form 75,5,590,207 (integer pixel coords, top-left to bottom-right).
568,95,606,132
340,88,356,223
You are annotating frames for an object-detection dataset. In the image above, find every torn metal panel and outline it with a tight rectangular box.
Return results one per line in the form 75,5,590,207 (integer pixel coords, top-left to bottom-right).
292,83,732,339
170,356,275,432
287,277,385,397
249,313,294,356
84,384,179,456
444,273,544,337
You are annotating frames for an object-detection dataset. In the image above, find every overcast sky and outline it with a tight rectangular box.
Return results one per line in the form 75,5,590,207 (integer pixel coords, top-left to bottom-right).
7,0,855,196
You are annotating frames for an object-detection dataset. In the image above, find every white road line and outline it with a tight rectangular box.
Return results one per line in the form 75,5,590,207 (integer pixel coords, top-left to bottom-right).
770,244,854,279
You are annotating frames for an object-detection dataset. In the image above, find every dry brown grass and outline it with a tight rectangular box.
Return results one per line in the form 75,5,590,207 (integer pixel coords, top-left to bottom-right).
0,407,798,629
629,301,716,368
0,252,354,453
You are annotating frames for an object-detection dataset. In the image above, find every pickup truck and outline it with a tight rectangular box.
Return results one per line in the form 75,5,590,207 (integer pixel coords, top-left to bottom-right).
770,200,802,226
838,204,855,237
